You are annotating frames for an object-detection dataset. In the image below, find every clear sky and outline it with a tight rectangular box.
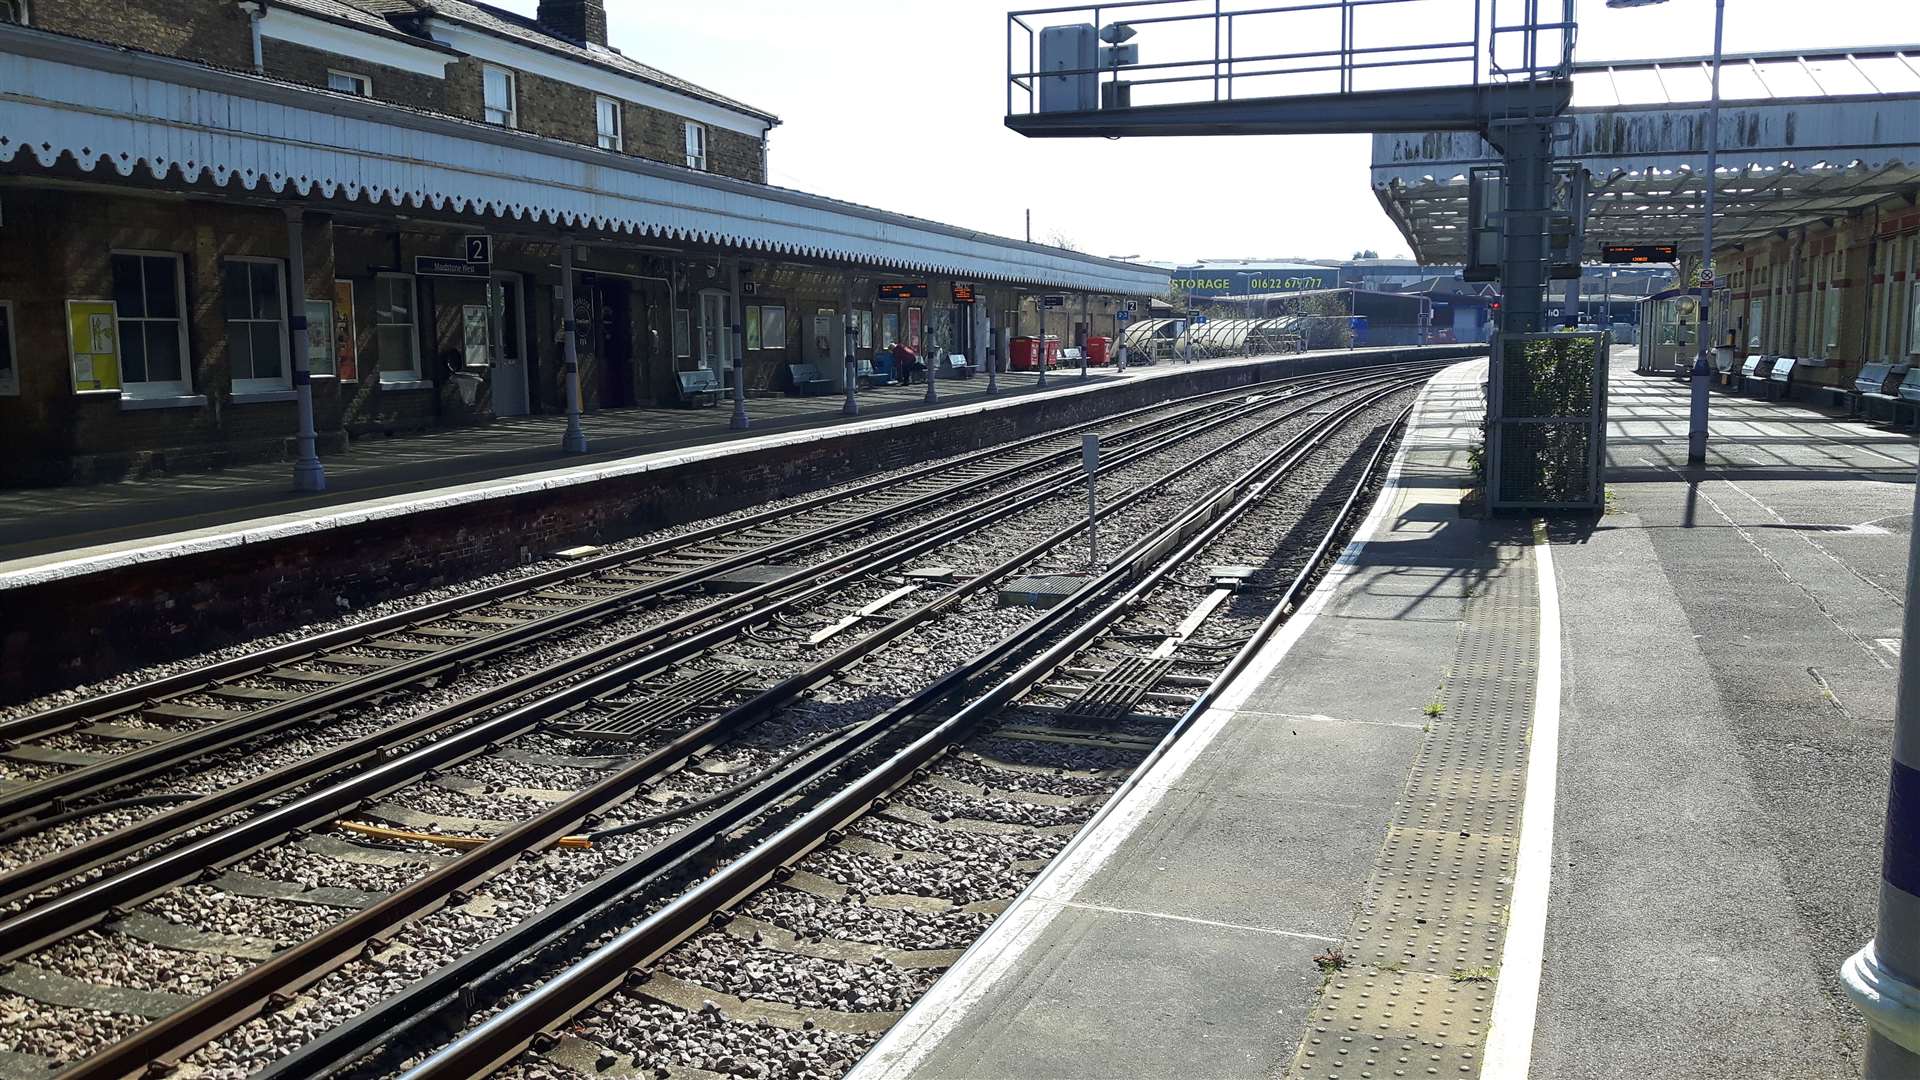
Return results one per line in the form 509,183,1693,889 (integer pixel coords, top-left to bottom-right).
495,0,1913,266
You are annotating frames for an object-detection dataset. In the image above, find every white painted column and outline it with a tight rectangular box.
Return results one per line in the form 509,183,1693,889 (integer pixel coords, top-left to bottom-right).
559,242,588,454
842,275,859,417
924,279,940,406
729,257,749,431
284,208,325,491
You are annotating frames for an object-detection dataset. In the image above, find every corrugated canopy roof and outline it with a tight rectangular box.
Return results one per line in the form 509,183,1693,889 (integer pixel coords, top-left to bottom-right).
1372,46,1920,264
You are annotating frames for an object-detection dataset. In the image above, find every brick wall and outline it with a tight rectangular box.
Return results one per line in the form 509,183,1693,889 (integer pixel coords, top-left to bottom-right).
707,127,766,183
0,187,363,484
441,57,768,184
32,0,252,68
0,346,1484,699
260,38,450,112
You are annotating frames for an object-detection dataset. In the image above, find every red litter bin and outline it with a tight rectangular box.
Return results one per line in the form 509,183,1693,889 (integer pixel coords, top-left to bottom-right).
1086,336,1111,365
1011,336,1061,370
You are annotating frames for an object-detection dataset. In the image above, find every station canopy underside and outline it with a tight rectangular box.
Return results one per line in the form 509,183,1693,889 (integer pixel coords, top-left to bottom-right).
1371,47,1920,264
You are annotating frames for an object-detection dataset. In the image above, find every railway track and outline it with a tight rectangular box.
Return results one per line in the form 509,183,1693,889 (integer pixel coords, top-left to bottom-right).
0,364,1434,1079
376,375,1421,1080
0,367,1417,905
0,372,1293,823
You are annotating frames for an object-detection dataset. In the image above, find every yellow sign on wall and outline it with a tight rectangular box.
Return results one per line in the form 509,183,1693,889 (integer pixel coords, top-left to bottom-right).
65,299,122,392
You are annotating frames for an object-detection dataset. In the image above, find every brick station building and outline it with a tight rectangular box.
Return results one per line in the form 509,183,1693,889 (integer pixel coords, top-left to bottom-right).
0,1,1162,485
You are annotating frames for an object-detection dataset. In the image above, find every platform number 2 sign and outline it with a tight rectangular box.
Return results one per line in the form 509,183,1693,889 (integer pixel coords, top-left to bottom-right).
465,234,492,266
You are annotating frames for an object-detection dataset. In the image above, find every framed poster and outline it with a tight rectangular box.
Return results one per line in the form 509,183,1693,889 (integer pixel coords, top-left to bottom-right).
305,299,336,377
814,309,834,356
0,301,17,396
745,305,761,351
907,306,923,350
333,280,358,381
65,299,122,392
859,309,873,350
761,305,786,351
462,304,491,367
673,308,691,358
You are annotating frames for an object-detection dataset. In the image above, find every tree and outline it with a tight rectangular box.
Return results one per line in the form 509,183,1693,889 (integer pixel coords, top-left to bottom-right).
1046,229,1083,253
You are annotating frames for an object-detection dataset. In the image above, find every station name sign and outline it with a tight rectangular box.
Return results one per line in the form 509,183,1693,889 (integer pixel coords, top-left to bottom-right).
951,283,977,304
415,256,485,278
1602,244,1679,265
878,283,928,300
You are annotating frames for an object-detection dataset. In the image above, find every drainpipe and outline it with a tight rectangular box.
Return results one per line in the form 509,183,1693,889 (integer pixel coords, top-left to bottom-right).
240,1,265,73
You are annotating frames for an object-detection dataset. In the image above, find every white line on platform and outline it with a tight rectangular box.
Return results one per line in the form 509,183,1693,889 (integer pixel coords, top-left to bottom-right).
844,359,1473,1080
1479,523,1564,1079
1055,900,1343,942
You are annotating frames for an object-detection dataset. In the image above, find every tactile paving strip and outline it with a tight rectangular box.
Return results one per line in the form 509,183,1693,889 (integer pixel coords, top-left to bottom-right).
1290,542,1539,1080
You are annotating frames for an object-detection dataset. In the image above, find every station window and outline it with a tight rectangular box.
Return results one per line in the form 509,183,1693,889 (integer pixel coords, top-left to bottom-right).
110,251,192,397
596,96,622,152
684,121,707,171
0,0,25,25
223,257,290,393
1746,298,1765,351
374,273,421,382
483,65,517,128
327,70,372,97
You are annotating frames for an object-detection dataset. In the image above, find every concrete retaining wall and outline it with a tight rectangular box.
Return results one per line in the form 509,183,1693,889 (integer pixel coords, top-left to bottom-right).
0,346,1482,701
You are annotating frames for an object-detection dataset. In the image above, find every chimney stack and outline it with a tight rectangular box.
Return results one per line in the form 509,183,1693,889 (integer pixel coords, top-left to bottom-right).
536,0,607,46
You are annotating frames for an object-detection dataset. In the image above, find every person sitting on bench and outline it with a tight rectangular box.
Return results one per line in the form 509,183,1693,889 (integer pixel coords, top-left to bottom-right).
890,341,924,385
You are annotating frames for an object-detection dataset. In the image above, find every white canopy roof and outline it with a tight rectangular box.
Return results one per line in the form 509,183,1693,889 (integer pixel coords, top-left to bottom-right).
0,25,1167,296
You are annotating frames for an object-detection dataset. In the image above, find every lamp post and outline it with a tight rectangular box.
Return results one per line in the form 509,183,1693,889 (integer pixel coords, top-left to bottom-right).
1609,0,1723,465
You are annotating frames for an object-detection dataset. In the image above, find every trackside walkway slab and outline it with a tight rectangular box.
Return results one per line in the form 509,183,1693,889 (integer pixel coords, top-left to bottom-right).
850,358,1556,1080
1528,349,1906,1078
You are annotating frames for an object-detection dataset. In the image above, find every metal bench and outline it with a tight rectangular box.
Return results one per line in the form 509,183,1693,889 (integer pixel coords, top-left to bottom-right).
1762,356,1798,400
1894,367,1920,427
942,354,974,379
676,368,721,408
786,363,834,396
1735,354,1772,394
1836,361,1895,416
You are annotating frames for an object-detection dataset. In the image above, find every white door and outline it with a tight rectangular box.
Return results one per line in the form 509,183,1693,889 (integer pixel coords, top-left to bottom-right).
490,273,529,416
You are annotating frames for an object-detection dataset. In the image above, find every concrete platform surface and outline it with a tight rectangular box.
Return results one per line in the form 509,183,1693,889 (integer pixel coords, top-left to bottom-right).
1531,349,1906,1078
851,359,1543,1080
0,367,1092,578
850,346,1910,1080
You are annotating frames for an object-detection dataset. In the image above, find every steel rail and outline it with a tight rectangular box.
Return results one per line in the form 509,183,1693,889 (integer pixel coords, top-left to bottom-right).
0,369,1397,911
274,381,1423,1080
0,365,1321,746
0,367,1354,827
394,380,1427,1080
46,372,1431,1080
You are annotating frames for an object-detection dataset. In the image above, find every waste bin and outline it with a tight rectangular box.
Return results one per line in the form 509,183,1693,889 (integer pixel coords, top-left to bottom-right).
1011,336,1061,371
1086,336,1111,365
